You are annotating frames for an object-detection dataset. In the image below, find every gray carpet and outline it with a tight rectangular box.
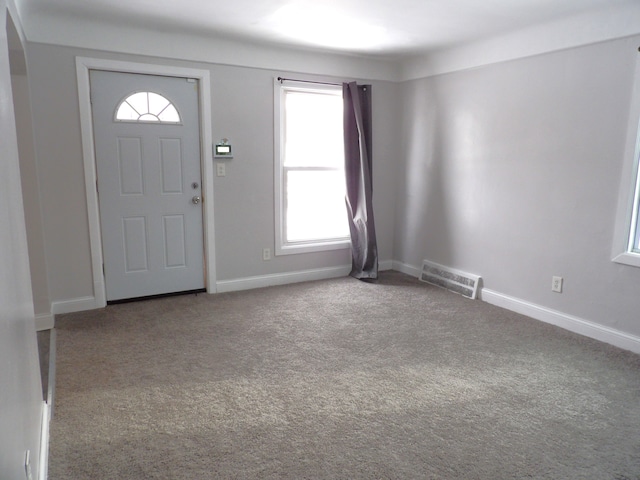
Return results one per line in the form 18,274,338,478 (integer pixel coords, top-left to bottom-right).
37,329,50,401
49,271,640,479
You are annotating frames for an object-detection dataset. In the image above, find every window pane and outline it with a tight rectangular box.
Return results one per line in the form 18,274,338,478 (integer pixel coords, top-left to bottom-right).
126,92,149,115
286,169,349,242
284,90,344,168
158,104,180,123
115,92,181,123
630,150,640,253
138,113,159,122
633,202,640,253
148,92,170,115
116,102,139,121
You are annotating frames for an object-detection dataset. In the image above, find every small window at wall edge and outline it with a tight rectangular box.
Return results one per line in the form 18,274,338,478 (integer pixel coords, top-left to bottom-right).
273,77,351,256
612,52,640,268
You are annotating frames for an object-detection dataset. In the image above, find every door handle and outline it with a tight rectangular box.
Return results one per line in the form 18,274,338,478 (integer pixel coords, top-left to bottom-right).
192,195,201,205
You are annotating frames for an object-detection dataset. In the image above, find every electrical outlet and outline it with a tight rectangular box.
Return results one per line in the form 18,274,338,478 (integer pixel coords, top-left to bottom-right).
216,162,226,177
262,248,271,261
552,276,563,293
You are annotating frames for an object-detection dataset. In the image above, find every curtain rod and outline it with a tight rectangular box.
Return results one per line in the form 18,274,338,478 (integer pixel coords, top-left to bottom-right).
277,76,341,86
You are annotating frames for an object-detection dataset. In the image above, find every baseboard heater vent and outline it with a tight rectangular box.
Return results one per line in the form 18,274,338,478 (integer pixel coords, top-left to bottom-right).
420,260,481,299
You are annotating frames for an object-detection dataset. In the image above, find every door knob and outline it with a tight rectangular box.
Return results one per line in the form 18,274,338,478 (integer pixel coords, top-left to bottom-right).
192,195,201,205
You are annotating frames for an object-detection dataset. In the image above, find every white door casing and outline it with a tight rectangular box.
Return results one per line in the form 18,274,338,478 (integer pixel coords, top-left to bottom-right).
91,70,205,301
76,57,217,313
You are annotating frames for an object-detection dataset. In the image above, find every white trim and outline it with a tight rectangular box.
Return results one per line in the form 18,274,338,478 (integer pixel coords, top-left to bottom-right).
378,259,393,271
611,49,640,268
612,251,640,268
273,78,284,254
277,240,351,256
38,401,50,480
75,57,217,306
217,265,352,293
5,0,27,46
216,260,394,293
390,262,640,354
400,3,640,80
34,313,54,331
391,260,421,278
21,2,640,82
45,262,393,310
27,17,398,81
93,278,106,308
51,296,98,315
482,288,640,355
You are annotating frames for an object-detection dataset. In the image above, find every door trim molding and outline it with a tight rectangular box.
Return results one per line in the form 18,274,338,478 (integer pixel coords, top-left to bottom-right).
75,57,217,308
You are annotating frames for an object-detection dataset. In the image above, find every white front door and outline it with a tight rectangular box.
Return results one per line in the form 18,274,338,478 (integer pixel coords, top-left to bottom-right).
90,70,205,301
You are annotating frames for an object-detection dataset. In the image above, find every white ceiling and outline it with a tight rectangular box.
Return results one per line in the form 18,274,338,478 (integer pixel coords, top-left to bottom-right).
15,0,640,58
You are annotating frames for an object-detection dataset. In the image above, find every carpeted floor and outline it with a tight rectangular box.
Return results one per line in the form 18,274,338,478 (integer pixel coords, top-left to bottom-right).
37,329,50,401
49,271,640,479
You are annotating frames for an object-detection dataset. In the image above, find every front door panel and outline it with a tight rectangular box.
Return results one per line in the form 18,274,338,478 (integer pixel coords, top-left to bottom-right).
90,70,204,301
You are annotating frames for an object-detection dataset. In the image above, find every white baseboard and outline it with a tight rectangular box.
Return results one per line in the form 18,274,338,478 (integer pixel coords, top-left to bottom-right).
47,260,392,309
93,279,106,308
379,259,394,271
35,313,54,331
216,265,352,293
40,261,640,355
391,260,421,278
482,288,640,355
38,400,50,480
51,296,98,315
390,260,640,354
216,260,394,294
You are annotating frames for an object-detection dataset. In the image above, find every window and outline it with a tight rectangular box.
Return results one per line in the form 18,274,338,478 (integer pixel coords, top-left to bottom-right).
274,79,350,255
115,91,181,123
612,55,640,267
614,135,640,265
629,166,640,253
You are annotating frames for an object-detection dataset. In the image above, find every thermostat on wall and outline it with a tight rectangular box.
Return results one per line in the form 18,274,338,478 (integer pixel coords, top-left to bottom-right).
214,139,233,158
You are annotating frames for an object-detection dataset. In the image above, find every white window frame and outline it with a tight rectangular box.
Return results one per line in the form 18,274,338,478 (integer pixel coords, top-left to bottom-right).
612,54,640,268
273,78,350,256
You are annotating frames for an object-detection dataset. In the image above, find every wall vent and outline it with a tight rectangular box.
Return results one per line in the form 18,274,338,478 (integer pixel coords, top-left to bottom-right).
420,260,481,299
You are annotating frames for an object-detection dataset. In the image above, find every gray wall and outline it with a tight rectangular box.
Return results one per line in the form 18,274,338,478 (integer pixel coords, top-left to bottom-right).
24,43,399,304
0,7,43,477
11,72,50,316
20,29,640,340
395,35,640,337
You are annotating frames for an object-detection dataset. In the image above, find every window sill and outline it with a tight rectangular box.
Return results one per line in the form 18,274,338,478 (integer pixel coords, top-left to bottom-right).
276,239,350,256
612,251,640,268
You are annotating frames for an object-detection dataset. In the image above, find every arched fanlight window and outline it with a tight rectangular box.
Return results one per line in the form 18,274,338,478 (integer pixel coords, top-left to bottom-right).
115,91,181,123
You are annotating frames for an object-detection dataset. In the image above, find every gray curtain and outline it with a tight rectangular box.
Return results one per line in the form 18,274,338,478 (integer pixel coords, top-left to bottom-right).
343,82,378,280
